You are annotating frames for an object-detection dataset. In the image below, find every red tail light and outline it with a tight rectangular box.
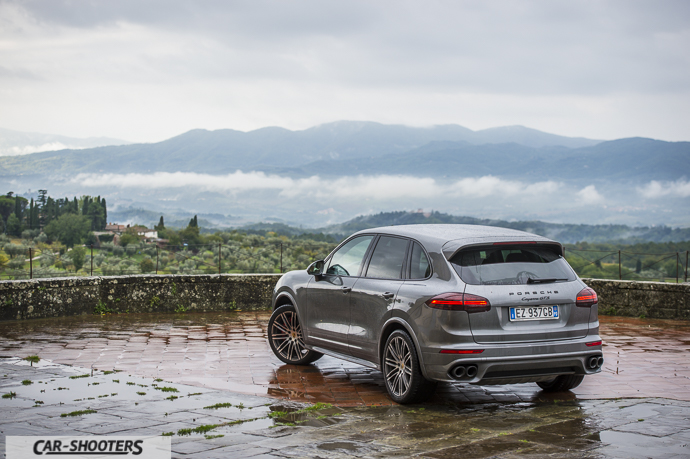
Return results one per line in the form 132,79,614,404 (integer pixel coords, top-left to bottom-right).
426,293,491,313
586,340,602,347
576,287,598,307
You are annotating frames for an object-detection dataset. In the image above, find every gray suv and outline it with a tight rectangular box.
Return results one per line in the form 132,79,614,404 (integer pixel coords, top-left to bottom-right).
268,225,603,404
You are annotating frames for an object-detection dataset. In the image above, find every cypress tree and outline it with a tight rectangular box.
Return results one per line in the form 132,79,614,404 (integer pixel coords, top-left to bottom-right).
82,196,90,217
102,198,107,228
29,198,34,229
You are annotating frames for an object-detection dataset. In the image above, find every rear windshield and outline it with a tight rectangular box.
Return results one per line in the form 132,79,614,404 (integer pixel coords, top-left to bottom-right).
450,244,576,285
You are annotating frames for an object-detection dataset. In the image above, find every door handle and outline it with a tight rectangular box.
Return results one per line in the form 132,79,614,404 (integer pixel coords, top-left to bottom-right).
341,287,352,293
382,292,395,299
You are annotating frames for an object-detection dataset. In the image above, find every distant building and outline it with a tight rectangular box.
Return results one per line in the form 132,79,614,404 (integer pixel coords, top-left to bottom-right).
103,223,158,241
131,225,158,239
105,223,127,234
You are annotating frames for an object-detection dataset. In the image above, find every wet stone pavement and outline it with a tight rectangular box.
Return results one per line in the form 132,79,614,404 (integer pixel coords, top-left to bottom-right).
1,313,689,458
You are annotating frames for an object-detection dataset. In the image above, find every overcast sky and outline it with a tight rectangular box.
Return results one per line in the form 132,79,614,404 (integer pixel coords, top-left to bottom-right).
0,0,688,143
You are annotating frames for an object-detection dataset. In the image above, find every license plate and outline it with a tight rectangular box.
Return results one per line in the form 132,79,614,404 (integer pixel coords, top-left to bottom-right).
509,305,559,321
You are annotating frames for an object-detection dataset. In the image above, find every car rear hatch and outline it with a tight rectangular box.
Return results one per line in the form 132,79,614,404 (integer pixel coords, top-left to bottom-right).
448,241,589,344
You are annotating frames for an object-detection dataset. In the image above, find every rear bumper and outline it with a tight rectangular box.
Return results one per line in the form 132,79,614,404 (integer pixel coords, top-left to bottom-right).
422,338,603,384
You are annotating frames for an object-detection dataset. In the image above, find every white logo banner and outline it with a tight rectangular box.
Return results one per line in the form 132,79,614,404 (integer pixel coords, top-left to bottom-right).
6,436,171,459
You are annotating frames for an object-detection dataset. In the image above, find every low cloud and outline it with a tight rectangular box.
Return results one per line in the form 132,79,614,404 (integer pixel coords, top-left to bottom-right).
1,142,74,156
72,171,563,202
576,185,604,204
637,179,690,199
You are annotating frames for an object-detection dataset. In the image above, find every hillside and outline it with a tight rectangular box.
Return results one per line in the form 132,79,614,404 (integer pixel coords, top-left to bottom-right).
244,211,690,244
296,138,690,181
0,121,602,176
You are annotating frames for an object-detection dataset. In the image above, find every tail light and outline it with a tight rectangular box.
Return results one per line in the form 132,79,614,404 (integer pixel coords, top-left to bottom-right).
426,293,491,313
576,287,598,307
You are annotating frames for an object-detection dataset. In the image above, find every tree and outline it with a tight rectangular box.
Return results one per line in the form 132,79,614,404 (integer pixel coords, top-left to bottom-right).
140,257,155,273
44,213,91,247
155,216,165,230
6,214,21,236
118,227,140,246
180,224,201,245
70,246,86,271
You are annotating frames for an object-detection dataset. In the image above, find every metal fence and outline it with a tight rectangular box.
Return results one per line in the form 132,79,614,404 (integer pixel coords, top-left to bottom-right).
0,240,337,280
1,241,688,283
565,247,688,283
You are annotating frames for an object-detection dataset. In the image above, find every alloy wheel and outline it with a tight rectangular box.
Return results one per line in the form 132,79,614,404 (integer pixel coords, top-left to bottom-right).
270,309,307,363
384,335,413,397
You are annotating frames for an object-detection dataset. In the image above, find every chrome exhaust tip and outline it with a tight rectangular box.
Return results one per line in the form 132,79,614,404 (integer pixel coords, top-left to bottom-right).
597,357,604,368
465,365,478,378
588,356,599,369
451,366,466,379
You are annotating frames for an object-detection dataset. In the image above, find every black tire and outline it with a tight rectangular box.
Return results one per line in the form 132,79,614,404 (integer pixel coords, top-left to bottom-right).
268,304,323,365
382,330,437,404
537,374,585,392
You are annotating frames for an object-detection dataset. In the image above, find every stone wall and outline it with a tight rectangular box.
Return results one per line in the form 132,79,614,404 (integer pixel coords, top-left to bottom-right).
0,275,688,322
0,274,282,322
583,278,690,320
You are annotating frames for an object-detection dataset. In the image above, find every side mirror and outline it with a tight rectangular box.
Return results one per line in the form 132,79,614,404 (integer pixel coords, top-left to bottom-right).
307,260,325,277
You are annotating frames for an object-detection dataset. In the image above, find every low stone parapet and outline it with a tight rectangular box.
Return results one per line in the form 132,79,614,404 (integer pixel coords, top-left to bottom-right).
583,278,690,320
0,275,687,321
0,274,282,321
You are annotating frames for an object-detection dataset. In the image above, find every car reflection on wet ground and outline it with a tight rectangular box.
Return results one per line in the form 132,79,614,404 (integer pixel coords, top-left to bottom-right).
0,312,689,406
1,312,690,458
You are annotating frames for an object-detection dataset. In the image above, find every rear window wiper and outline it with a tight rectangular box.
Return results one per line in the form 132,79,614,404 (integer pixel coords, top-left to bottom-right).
526,277,569,284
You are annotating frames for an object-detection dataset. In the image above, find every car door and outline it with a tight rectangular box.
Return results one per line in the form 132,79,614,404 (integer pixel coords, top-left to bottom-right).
305,235,374,355
348,235,409,362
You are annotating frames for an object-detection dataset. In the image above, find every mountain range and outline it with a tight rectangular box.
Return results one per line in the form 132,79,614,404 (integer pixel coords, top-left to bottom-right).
2,121,688,229
0,121,686,182
0,121,600,174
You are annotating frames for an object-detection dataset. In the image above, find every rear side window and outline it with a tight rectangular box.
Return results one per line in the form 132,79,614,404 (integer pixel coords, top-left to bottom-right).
365,236,409,279
409,242,431,279
327,235,374,276
450,244,576,285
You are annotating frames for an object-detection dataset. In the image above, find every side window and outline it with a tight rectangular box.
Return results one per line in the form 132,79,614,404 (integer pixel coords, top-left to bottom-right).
326,235,374,276
365,236,409,279
410,242,431,279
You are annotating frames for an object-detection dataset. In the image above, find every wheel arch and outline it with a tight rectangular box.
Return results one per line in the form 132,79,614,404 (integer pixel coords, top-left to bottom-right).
378,317,430,379
274,291,295,310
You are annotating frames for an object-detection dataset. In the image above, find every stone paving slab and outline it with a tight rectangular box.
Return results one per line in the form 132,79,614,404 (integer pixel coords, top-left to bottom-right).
2,359,690,458
1,313,690,457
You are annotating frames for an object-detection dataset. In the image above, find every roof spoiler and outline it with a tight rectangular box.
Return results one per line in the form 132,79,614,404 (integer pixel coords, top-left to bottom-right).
442,237,564,260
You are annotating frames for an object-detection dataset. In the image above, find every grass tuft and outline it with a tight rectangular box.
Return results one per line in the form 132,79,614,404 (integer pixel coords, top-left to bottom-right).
155,386,179,393
204,402,232,410
61,409,97,417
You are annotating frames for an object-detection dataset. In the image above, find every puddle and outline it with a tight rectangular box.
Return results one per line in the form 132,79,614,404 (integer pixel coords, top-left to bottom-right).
599,430,690,458
317,441,362,452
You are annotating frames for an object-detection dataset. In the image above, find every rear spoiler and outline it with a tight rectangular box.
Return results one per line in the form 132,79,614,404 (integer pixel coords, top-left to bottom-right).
442,237,564,260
